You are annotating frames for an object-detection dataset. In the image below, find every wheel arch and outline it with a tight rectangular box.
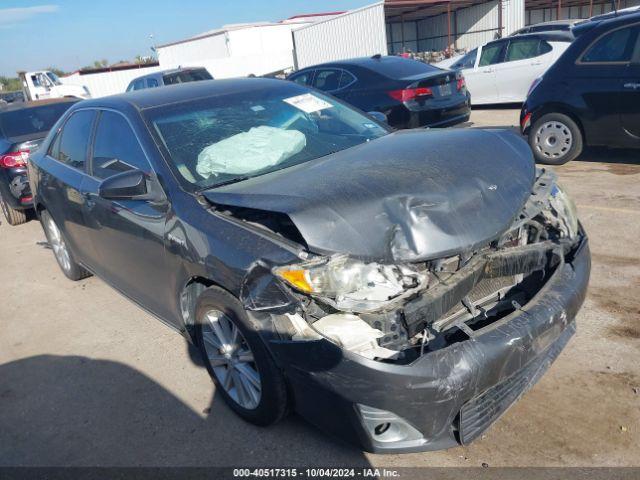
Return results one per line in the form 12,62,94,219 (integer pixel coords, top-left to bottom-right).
531,104,587,146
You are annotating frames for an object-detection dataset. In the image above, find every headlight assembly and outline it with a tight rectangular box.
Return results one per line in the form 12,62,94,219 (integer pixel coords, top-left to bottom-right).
273,255,427,313
548,183,579,239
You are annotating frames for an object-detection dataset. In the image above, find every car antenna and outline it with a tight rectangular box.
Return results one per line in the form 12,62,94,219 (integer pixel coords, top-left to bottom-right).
371,53,382,60
611,0,618,15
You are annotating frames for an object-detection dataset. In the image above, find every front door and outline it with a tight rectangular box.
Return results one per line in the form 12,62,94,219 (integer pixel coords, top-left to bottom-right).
620,27,640,140
81,110,174,322
464,42,505,104
576,23,640,145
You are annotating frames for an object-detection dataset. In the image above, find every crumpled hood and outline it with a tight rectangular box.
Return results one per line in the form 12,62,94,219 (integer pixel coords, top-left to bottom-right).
202,128,536,262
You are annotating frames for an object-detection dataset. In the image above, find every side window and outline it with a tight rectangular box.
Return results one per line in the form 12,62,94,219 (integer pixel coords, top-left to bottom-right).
581,26,639,63
147,77,159,88
31,75,42,87
454,48,478,69
91,111,151,180
479,42,506,66
290,71,313,85
55,110,95,170
48,130,62,159
539,41,553,55
338,70,356,89
313,69,342,91
505,39,541,62
133,79,145,90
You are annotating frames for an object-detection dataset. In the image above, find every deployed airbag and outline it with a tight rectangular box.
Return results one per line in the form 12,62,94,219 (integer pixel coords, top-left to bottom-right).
196,126,306,179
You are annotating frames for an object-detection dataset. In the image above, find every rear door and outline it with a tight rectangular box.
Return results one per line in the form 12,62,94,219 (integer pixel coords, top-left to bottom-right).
464,41,506,104
496,38,554,102
576,23,640,145
40,109,98,266
81,109,173,320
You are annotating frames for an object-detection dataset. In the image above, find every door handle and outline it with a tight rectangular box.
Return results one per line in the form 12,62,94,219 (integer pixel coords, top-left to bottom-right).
623,83,640,89
530,61,542,66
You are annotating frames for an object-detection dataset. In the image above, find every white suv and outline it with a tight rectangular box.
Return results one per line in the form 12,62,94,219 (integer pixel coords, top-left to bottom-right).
435,33,572,104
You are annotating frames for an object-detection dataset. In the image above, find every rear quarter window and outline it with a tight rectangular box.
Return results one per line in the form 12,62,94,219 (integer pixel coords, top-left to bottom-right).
581,26,639,63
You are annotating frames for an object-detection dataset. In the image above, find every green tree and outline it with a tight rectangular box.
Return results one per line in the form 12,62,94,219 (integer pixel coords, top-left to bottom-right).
0,76,22,92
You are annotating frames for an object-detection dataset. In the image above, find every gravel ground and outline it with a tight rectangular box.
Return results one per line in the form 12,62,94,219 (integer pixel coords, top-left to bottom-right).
0,108,638,468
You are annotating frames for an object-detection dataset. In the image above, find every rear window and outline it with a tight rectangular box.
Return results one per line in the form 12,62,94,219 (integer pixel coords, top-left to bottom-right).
163,68,213,85
0,102,75,138
369,57,441,79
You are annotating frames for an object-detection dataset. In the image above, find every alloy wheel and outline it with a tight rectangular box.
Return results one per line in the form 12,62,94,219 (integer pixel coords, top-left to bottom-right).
201,309,262,410
45,215,72,273
534,121,573,159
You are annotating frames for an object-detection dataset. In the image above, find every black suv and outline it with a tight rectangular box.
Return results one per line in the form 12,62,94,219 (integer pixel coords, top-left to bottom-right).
521,10,640,164
0,99,77,225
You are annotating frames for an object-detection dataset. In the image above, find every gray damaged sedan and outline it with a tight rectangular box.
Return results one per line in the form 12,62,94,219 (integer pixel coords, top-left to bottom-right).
28,79,590,453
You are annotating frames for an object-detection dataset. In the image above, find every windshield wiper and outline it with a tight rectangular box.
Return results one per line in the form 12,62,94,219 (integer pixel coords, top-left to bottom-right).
199,176,252,191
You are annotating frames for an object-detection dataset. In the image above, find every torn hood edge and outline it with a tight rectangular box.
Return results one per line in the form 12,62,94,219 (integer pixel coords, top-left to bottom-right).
202,128,537,264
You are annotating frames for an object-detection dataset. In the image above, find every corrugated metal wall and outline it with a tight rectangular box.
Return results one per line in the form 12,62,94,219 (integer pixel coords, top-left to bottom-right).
526,0,640,24
387,0,525,54
157,24,303,78
61,65,164,98
157,33,230,68
293,3,388,69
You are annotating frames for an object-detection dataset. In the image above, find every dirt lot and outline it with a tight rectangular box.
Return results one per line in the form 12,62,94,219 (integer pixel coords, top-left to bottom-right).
1,108,639,468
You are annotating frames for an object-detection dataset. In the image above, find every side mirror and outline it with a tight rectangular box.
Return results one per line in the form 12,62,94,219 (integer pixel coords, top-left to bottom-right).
98,169,148,200
367,111,387,124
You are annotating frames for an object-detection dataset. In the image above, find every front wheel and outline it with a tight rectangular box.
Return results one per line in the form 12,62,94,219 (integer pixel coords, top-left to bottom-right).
40,210,91,281
195,286,289,426
528,113,583,165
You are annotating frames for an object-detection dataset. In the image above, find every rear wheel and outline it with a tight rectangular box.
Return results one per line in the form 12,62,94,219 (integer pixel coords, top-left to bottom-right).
195,287,288,426
40,210,91,281
0,194,27,226
529,113,583,165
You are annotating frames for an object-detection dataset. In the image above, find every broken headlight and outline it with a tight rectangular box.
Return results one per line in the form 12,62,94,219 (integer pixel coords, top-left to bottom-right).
273,255,427,313
548,183,579,238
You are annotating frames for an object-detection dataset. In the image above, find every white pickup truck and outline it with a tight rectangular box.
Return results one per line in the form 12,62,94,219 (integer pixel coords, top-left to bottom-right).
19,70,91,101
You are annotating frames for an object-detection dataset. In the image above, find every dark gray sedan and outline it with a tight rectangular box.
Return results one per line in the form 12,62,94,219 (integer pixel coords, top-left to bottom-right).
28,79,590,453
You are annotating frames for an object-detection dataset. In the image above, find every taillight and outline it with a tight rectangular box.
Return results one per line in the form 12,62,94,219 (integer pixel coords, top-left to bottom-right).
456,75,466,91
0,150,29,169
388,87,433,102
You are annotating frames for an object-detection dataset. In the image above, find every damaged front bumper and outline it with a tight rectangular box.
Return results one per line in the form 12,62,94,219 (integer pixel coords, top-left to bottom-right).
263,234,590,453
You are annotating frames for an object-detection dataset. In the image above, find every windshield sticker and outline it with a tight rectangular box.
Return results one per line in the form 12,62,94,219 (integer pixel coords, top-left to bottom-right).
251,105,265,112
283,93,333,113
363,123,377,129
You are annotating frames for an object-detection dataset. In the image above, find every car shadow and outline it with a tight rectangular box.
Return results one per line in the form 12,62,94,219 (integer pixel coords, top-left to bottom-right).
0,354,372,467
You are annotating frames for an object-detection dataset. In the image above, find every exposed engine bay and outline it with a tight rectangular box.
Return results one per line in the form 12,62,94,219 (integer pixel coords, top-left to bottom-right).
261,168,582,365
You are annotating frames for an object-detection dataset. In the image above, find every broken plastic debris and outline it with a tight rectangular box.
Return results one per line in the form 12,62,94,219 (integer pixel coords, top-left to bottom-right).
196,126,306,179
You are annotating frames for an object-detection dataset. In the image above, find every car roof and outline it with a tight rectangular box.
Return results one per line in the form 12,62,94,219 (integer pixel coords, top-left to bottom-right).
488,31,574,45
75,77,300,112
0,98,77,113
129,66,208,83
573,8,640,36
292,55,425,73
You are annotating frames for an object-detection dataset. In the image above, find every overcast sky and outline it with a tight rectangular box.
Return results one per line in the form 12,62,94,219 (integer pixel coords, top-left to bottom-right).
0,0,370,77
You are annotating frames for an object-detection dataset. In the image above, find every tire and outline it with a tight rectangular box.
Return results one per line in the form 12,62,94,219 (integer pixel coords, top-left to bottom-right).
528,113,583,165
0,195,27,226
40,210,92,281
195,286,289,426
